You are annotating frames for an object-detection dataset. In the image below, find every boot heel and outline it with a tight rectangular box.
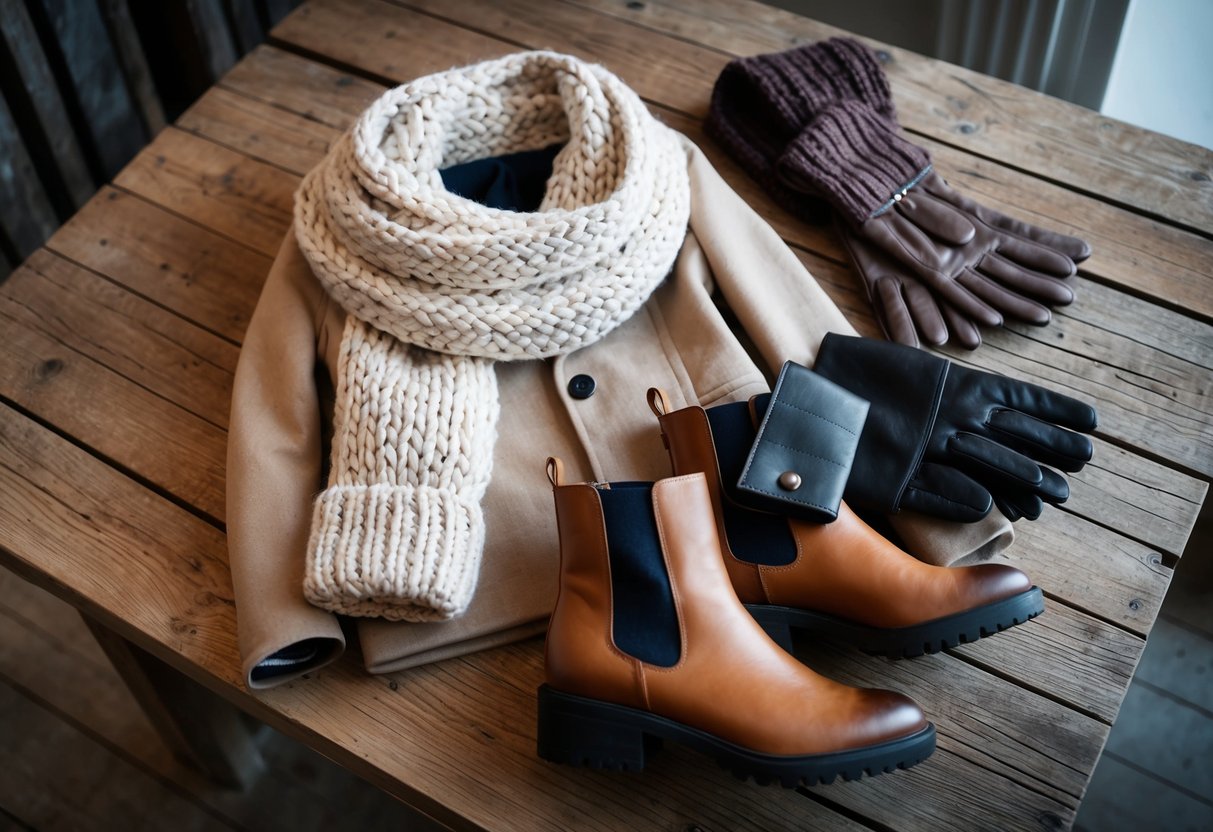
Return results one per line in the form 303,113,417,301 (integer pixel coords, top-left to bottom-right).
536,685,657,771
746,605,794,653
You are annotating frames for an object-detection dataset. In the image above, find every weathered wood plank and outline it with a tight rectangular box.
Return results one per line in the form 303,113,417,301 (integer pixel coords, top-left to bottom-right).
114,127,295,257
0,680,230,832
178,85,339,175
1102,682,1213,800
5,249,237,429
949,601,1141,725
561,0,1213,235
46,187,268,344
0,267,228,521
270,0,513,81
0,403,868,832
221,44,385,130
1013,510,1170,637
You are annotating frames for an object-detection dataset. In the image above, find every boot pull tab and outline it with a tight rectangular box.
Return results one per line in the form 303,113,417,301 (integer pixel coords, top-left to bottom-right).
545,456,565,488
647,387,672,418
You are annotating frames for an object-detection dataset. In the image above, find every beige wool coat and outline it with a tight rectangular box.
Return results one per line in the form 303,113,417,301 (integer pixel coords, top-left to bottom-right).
226,140,1013,689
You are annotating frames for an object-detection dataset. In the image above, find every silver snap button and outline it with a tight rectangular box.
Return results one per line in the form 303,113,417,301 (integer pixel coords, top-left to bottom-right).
778,471,802,491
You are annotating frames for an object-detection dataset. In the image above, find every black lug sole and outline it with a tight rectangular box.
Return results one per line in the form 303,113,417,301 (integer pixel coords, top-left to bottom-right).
747,586,1045,659
536,684,936,787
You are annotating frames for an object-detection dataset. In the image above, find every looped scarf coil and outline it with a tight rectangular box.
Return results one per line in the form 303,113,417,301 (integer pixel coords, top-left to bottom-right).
294,51,691,622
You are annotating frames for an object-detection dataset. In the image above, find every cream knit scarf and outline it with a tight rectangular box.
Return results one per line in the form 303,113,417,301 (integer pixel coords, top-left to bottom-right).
293,52,690,621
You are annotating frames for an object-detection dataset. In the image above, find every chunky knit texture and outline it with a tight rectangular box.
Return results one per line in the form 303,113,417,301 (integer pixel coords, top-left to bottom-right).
295,51,690,621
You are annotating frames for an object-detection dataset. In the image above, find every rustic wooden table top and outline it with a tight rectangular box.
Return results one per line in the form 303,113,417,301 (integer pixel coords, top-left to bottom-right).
2,1,1211,829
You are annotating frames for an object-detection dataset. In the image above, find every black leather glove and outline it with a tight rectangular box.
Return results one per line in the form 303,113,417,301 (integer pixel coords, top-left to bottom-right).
813,334,1098,522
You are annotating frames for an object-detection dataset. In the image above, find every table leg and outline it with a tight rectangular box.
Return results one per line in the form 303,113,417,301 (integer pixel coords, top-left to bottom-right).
82,615,264,790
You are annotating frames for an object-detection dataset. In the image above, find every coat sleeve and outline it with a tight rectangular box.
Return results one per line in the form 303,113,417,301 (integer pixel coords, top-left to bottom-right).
226,234,346,689
683,142,1014,566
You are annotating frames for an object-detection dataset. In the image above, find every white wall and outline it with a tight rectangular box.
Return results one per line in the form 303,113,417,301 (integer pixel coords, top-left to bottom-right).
1101,0,1213,149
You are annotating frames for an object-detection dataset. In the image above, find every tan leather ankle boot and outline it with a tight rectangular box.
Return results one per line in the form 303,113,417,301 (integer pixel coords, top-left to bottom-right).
537,458,935,787
649,391,1044,658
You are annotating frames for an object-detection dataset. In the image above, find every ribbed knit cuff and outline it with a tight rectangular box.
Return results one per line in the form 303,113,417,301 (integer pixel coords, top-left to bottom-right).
304,483,484,622
777,100,932,227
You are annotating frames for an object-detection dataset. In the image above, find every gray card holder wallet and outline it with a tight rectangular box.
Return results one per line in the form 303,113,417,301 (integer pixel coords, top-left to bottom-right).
737,360,869,523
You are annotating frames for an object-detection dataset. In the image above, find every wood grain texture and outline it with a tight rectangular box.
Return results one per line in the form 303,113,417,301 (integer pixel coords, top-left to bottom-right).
114,127,294,257
0,256,230,521
562,0,1213,234
46,187,269,344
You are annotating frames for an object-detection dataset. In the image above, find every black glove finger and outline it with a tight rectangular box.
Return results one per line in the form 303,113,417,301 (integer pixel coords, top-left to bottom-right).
987,408,1094,472
957,268,1052,326
947,431,1044,490
978,253,1076,306
901,461,993,522
992,491,1042,522
901,279,949,346
873,275,923,348
940,300,983,350
986,376,1100,433
994,233,1078,277
896,187,976,246
1037,465,1071,504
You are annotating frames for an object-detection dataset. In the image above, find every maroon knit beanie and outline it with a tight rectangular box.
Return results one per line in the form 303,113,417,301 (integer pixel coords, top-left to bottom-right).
706,37,899,222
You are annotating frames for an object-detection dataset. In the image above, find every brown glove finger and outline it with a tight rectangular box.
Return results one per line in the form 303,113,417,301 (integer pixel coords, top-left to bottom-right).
840,222,923,348
921,170,1092,263
979,253,1075,306
900,278,948,346
862,209,951,278
940,300,983,350
873,275,922,347
973,206,1092,262
930,272,1004,327
994,232,1078,277
956,268,1052,326
896,186,976,246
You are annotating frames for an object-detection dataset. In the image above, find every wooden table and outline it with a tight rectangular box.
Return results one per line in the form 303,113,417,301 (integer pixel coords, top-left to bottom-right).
2,1,1211,829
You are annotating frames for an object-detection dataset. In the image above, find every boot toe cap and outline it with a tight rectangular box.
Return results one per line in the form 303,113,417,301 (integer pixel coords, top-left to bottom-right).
856,689,930,746
965,563,1033,603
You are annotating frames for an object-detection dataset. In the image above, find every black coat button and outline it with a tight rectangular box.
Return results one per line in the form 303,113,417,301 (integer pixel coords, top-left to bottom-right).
567,374,596,400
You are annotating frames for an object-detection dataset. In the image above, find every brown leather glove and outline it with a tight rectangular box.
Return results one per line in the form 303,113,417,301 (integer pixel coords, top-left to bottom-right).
779,100,1091,349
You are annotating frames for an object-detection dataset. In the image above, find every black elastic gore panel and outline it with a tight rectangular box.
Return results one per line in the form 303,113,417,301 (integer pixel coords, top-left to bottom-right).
705,403,799,566
598,483,681,667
